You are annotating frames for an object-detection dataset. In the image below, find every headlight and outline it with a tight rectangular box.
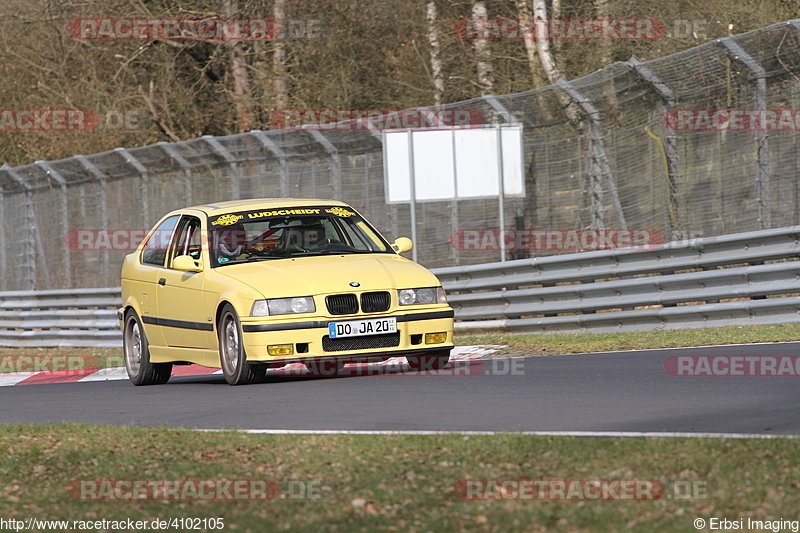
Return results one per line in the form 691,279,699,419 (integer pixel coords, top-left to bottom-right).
251,297,316,316
398,287,447,306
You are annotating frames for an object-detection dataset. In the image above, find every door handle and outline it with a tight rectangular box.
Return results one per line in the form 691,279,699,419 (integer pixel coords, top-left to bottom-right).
158,278,166,286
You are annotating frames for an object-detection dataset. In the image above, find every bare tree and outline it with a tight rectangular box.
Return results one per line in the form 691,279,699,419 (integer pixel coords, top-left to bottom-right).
272,0,289,113
223,0,254,132
426,1,445,106
515,0,547,89
550,0,562,53
471,1,493,94
532,0,578,121
594,0,619,108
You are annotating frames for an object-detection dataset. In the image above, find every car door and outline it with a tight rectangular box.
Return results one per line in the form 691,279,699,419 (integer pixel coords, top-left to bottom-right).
155,214,215,352
135,214,181,348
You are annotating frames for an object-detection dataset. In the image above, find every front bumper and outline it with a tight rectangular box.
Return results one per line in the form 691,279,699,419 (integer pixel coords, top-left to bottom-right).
239,309,454,363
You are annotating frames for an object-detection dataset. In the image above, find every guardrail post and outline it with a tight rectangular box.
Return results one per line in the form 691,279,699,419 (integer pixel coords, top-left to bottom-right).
157,142,193,206
250,130,290,197
484,95,519,262
719,37,771,229
75,156,109,281
556,78,627,230
35,161,72,287
628,57,683,238
0,164,36,290
0,187,5,289
202,136,240,200
305,129,342,200
114,148,150,225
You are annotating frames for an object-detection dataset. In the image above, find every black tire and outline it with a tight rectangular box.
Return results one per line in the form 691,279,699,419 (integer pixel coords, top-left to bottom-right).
218,303,264,385
407,353,450,371
123,310,173,386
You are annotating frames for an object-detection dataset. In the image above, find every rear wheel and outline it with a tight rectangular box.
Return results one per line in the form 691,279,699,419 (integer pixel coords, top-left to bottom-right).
218,304,264,385
407,353,450,371
123,311,172,385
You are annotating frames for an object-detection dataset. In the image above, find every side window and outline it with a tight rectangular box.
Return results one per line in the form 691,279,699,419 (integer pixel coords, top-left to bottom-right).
140,215,180,266
168,216,203,266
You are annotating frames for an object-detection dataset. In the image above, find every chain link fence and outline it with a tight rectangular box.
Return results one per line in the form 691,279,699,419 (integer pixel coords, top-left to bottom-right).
1,20,799,290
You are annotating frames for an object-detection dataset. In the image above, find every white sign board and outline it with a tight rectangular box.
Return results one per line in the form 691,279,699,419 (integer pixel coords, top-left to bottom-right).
383,126,524,203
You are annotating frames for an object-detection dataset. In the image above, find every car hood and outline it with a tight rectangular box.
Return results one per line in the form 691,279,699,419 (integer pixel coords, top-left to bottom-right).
216,253,441,298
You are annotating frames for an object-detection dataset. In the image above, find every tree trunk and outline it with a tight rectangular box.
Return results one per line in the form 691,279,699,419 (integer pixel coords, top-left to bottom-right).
426,1,444,106
223,0,253,132
471,1,493,94
550,0,562,53
272,0,289,113
515,0,547,89
594,0,619,108
532,0,579,122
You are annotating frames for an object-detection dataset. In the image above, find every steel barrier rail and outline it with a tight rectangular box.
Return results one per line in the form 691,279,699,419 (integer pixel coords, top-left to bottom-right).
432,226,800,292
432,226,800,333
447,262,800,318
0,288,122,347
1,227,800,346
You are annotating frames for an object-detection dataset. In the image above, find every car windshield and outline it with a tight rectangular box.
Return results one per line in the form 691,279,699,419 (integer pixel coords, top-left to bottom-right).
208,206,393,267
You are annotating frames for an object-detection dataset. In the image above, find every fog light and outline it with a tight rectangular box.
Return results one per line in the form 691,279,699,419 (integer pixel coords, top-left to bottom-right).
425,332,447,344
267,344,294,356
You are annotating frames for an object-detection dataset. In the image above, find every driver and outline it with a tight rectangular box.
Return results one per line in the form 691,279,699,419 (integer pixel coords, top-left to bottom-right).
215,223,249,262
278,221,326,252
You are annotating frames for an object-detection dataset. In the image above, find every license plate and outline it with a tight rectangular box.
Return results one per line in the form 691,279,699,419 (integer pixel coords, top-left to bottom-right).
328,317,397,338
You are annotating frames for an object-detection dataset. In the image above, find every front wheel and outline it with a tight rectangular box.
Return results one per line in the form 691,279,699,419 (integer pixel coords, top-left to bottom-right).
218,304,265,385
123,311,172,386
406,353,450,371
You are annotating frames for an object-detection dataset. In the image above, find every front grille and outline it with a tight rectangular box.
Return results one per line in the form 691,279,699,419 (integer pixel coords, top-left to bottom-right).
360,291,391,313
322,332,400,352
326,294,358,315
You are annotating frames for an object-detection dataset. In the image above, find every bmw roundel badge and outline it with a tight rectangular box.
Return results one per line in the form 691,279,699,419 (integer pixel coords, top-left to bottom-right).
349,282,360,287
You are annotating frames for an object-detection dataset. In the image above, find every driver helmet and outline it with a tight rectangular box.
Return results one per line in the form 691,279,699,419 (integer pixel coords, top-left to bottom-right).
216,223,248,260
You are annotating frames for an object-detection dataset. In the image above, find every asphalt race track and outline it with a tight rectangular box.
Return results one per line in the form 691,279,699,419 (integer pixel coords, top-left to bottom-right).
1,342,799,434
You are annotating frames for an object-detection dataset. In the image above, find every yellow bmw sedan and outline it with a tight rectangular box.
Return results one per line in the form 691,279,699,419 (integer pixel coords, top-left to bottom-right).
119,199,454,385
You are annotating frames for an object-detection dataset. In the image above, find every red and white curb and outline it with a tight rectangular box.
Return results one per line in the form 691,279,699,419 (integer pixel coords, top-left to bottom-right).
0,345,504,387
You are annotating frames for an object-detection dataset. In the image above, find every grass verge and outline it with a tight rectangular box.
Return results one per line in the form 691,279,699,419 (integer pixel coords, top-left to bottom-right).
457,323,800,357
0,424,797,532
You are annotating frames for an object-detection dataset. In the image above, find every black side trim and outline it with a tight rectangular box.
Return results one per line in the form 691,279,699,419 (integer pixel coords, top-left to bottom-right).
142,316,214,331
241,309,454,333
397,310,454,322
242,320,326,333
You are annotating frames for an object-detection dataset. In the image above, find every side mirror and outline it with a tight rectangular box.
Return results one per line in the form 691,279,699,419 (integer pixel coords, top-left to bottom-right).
392,237,413,254
173,255,203,272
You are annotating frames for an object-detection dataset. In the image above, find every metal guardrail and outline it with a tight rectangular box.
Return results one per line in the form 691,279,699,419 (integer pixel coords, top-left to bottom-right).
0,288,121,347
431,226,800,333
1,226,800,347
